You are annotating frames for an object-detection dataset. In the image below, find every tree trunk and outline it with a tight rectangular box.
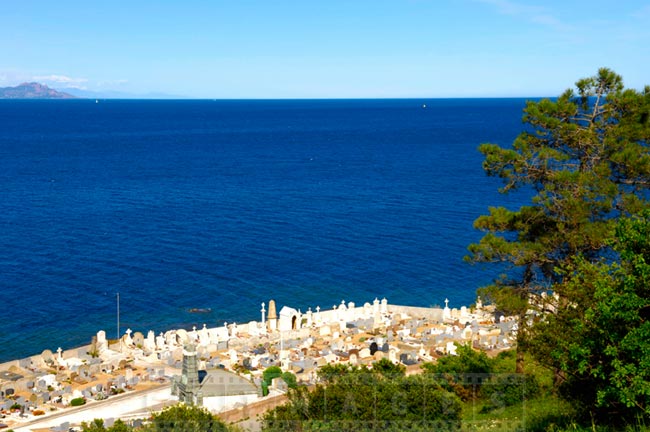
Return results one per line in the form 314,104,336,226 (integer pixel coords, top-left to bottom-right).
515,346,525,374
553,369,565,387
515,311,527,374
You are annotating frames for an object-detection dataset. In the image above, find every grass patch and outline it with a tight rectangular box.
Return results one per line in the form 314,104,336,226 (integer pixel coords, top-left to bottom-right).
461,393,575,432
459,352,650,431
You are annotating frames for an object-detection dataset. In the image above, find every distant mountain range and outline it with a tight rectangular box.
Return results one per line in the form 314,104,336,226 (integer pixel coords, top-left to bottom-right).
0,82,186,99
64,87,186,99
0,82,76,99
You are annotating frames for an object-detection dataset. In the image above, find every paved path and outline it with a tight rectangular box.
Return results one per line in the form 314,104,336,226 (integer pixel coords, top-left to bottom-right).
12,384,173,432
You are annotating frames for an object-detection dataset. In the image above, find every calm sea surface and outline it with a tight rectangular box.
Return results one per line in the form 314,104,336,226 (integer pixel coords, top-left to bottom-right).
0,99,530,362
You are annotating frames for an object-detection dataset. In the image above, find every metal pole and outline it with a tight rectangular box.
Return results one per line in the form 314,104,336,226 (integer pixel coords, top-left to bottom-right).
117,292,120,341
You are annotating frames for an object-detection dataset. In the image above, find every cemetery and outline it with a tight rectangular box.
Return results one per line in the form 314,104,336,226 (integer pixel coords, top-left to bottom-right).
0,297,518,430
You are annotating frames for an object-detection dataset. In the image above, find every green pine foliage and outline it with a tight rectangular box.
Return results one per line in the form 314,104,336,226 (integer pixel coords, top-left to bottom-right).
468,67,650,427
467,68,650,372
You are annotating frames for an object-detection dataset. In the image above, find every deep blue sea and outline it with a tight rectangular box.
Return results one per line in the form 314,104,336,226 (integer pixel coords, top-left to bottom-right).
0,98,530,363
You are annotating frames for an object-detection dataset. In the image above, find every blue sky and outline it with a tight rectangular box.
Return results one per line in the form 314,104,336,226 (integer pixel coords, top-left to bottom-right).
1,0,648,98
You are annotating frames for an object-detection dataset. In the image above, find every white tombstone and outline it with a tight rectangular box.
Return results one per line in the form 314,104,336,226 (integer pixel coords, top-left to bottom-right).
347,302,357,320
176,329,189,344
214,325,229,341
156,332,166,350
306,307,313,327
446,342,458,355
124,329,133,347
303,337,314,348
258,321,268,336
380,298,388,314
476,296,483,310
261,302,266,325
228,349,238,365
200,324,210,345
338,300,347,321
319,325,331,337
144,331,156,351
373,298,380,316
248,321,259,337
315,306,321,324
279,306,300,332
462,327,473,340
96,331,108,352
296,310,303,330
231,322,239,337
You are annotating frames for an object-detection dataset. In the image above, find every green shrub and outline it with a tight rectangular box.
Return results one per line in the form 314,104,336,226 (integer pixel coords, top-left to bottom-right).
422,344,493,400
70,397,86,406
263,366,283,385
481,373,540,412
262,364,462,431
281,372,297,389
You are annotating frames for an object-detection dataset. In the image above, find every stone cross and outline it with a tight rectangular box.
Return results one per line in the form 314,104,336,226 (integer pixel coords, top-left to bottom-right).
124,328,133,347
443,299,451,321
261,302,266,324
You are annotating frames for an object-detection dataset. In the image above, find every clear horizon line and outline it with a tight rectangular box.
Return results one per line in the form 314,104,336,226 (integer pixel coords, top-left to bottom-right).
5,95,554,101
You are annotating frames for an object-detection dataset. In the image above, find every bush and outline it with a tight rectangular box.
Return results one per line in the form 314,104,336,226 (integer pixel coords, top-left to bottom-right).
481,373,540,411
422,344,494,400
70,397,86,406
263,366,283,385
262,364,462,431
281,372,297,389
149,404,230,431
